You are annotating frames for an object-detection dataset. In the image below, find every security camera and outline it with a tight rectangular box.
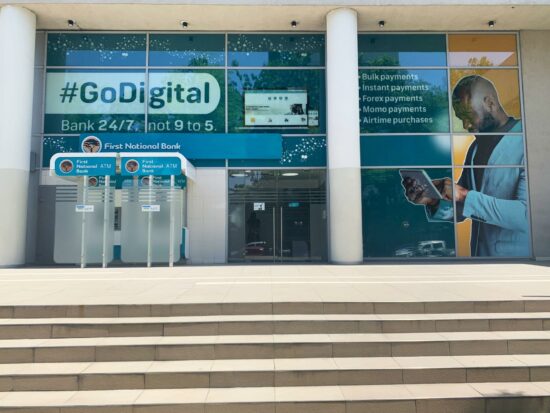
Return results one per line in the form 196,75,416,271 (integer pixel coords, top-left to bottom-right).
180,21,189,28
67,19,76,28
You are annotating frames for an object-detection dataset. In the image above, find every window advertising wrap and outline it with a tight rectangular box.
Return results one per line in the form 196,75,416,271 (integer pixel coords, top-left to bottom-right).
44,69,225,134
43,33,325,137
47,33,146,67
147,69,225,133
359,33,530,259
362,168,456,258
228,69,325,134
359,69,449,133
45,69,147,133
228,34,325,67
149,34,225,67
358,34,447,67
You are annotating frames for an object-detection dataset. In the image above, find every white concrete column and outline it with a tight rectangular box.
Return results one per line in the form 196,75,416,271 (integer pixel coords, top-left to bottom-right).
326,8,363,264
0,6,36,266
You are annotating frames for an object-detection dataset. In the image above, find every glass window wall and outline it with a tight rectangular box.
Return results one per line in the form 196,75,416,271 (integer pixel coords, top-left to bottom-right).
42,32,327,168
359,33,530,259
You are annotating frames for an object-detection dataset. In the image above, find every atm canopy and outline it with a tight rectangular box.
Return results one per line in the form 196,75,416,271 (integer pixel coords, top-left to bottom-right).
49,152,196,180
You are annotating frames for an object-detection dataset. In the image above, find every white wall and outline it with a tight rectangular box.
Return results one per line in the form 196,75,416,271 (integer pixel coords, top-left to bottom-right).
187,167,227,264
520,31,550,260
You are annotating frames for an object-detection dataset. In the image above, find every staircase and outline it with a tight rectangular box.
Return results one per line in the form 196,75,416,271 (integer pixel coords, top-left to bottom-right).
1,300,550,412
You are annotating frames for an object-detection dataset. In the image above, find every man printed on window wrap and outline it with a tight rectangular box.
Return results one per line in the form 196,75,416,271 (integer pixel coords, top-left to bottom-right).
402,75,529,257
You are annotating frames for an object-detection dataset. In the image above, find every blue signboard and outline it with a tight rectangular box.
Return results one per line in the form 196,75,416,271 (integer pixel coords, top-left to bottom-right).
121,156,181,176
79,133,282,160
54,156,116,176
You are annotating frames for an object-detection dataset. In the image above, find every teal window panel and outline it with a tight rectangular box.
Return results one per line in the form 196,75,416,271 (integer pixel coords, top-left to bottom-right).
47,33,146,66
148,34,225,67
189,159,226,167
361,168,456,258
361,135,451,166
42,136,80,167
358,34,447,67
228,137,326,167
228,69,326,134
359,69,449,134
228,34,325,67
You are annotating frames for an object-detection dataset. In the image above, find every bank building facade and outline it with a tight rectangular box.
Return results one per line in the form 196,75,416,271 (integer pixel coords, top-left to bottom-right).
1,0,550,267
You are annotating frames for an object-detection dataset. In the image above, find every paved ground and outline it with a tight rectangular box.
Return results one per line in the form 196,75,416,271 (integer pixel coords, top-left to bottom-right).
1,263,550,305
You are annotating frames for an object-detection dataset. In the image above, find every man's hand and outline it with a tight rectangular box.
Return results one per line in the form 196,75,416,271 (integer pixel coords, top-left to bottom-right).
454,183,469,203
434,178,453,201
402,177,453,206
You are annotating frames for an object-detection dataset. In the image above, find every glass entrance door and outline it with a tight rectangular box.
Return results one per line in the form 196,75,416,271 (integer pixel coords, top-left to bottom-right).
228,169,327,262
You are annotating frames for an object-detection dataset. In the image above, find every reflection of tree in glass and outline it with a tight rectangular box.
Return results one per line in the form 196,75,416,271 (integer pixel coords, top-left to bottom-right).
361,55,400,67
188,57,209,67
468,56,493,67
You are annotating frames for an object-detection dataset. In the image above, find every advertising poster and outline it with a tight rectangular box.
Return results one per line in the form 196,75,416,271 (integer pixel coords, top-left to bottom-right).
360,33,530,259
146,69,225,133
244,90,308,127
44,70,146,133
450,69,522,133
44,69,225,134
228,69,325,135
362,168,456,258
358,69,449,133
449,68,527,257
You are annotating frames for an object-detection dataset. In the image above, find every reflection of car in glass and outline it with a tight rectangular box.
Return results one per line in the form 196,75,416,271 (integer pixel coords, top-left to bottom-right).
394,240,455,258
394,245,417,258
244,241,273,256
417,240,454,257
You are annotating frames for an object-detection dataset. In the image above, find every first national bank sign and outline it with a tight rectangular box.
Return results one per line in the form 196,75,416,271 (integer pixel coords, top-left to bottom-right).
46,72,221,115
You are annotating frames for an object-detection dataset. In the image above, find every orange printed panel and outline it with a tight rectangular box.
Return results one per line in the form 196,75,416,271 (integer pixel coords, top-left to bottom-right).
456,220,473,257
453,135,476,166
450,69,521,133
448,34,518,67
454,167,472,257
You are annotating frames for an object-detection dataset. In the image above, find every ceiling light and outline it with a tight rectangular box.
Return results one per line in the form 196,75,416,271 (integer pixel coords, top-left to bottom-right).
231,173,247,177
378,20,385,29
282,172,299,177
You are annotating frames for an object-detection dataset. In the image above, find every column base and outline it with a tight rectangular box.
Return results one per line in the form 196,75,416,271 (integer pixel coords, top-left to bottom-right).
0,169,30,266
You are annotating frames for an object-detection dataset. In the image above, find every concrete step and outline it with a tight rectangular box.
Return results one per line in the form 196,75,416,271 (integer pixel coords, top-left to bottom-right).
1,382,550,412
2,331,550,363
3,312,550,339
1,355,550,391
2,299,550,318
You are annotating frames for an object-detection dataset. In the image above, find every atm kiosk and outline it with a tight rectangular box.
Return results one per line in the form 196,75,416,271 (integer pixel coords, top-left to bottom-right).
50,152,195,268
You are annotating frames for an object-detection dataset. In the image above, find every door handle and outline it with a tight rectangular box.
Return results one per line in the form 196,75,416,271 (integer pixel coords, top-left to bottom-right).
280,206,283,261
273,207,276,261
